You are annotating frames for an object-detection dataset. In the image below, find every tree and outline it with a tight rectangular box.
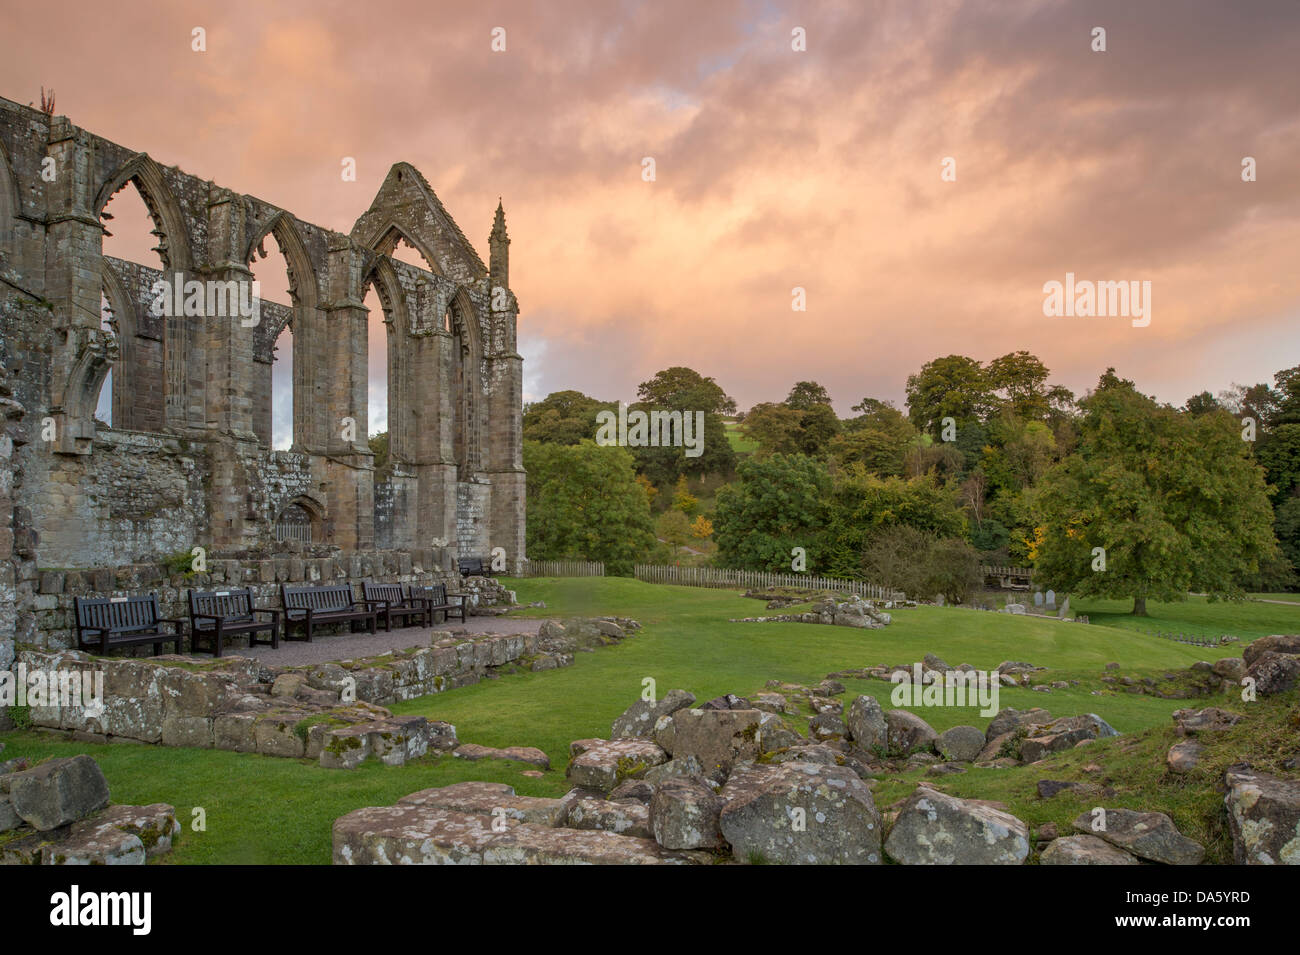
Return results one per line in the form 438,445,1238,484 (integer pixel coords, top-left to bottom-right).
1031,370,1279,614
671,475,699,515
631,367,737,484
821,469,968,578
831,401,917,476
656,509,693,560
368,431,389,473
860,526,982,603
742,402,805,455
987,351,1052,421
1183,391,1220,417
523,390,613,445
691,515,714,539
905,355,994,436
785,381,832,410
524,441,655,575
714,454,830,571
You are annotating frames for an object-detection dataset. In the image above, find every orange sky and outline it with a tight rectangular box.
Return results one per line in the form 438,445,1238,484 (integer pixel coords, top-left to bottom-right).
7,0,1299,428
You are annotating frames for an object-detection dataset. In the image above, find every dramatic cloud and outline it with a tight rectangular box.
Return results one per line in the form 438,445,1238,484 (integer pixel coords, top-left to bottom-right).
7,0,1298,423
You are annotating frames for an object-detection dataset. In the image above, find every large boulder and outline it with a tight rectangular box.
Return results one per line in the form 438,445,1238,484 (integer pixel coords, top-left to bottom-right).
1242,634,1300,666
333,805,695,865
1071,808,1204,865
650,776,724,850
1223,768,1300,864
610,689,696,739
566,738,668,793
936,726,986,762
719,762,882,865
884,710,938,756
566,797,653,838
845,695,888,751
7,755,111,831
985,707,1052,740
885,787,1029,865
661,708,764,775
1041,834,1139,865
1019,714,1118,762
1246,652,1300,695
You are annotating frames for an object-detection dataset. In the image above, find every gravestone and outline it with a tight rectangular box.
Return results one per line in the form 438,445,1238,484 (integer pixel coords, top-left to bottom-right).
1033,592,1044,607
1046,590,1056,610
1057,596,1070,620
935,594,945,607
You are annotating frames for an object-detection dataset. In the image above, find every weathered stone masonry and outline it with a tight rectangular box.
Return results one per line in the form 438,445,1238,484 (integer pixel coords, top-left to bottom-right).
0,94,526,656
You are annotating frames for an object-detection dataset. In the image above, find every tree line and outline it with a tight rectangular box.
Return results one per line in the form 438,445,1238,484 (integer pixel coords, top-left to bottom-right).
518,353,1299,612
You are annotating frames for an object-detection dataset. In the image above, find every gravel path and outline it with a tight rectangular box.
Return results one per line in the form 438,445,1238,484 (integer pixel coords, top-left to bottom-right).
232,614,541,667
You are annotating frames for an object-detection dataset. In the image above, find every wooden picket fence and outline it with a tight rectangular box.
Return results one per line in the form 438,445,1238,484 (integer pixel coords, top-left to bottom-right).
634,564,893,599
519,560,605,578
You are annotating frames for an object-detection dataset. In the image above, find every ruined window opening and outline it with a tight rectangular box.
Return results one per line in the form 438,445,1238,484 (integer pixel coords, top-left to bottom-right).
365,283,388,450
270,323,293,451
252,230,296,451
94,292,113,428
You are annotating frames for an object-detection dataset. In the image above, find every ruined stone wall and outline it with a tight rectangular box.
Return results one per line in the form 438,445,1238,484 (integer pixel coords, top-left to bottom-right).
0,90,528,644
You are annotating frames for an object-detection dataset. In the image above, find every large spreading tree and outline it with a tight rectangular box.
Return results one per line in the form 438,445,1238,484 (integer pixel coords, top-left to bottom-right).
1031,370,1279,614
524,440,655,575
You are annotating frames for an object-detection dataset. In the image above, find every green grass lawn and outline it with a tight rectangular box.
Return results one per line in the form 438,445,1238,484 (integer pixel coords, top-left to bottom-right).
3,578,1295,864
723,420,758,454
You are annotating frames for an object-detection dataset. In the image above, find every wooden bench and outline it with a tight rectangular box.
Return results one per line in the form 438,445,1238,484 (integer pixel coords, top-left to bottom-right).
410,583,466,625
362,581,433,632
188,588,280,657
74,593,185,656
280,584,378,642
458,556,490,577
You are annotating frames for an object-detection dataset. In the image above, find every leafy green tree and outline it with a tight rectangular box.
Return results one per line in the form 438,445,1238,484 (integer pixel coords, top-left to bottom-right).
821,469,968,578
905,355,994,436
1031,370,1279,615
714,454,830,571
656,509,693,559
368,431,389,473
631,367,736,484
522,390,613,445
671,475,699,516
524,441,655,575
831,401,917,476
785,380,832,410
742,402,806,455
1183,391,1220,417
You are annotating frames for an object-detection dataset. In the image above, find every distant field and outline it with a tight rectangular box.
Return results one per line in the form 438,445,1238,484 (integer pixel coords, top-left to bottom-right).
723,419,758,454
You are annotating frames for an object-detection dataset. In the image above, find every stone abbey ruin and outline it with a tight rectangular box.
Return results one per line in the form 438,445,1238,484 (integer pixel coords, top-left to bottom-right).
0,93,525,662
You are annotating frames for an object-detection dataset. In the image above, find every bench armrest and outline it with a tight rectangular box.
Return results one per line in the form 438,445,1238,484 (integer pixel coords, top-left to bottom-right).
190,612,222,622
156,617,186,625
253,608,281,619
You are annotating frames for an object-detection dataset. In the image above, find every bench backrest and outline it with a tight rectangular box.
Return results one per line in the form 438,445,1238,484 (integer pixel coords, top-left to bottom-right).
411,583,449,605
458,557,485,576
362,581,405,605
75,594,161,634
281,584,355,618
190,588,255,625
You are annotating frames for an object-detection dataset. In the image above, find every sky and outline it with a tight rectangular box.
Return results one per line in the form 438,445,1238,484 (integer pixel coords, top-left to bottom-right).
8,0,1298,440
